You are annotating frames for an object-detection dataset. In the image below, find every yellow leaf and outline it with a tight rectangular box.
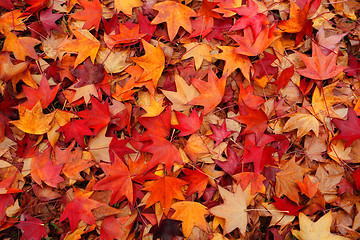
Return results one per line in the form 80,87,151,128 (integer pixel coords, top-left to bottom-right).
209,185,248,235
10,102,55,135
171,201,209,238
283,112,319,138
161,75,200,112
292,212,349,240
182,42,213,70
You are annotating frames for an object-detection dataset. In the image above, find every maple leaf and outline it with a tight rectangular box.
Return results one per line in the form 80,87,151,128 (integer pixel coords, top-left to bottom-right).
182,168,209,197
105,24,146,47
214,46,252,80
296,44,347,80
332,108,360,148
22,75,60,109
58,29,100,68
292,212,349,240
100,215,130,240
39,6,62,35
171,201,209,238
231,25,279,56
77,97,110,134
188,69,227,115
72,58,105,88
208,121,233,147
271,196,304,216
161,75,200,112
17,215,48,240
151,1,197,41
71,0,102,31
0,10,26,34
229,0,269,37
109,137,135,162
131,39,165,87
0,0,14,10
282,112,319,138
210,185,248,235
233,172,266,195
142,176,187,215
238,83,265,109
172,109,203,136
114,0,142,15
233,105,268,142
271,65,295,92
142,135,183,172
93,155,133,205
296,175,319,198
139,107,171,138
10,102,55,135
60,188,103,232
275,157,311,203
0,52,28,81
277,0,311,33
57,119,94,148
2,30,40,61
181,42,213,70
24,0,49,13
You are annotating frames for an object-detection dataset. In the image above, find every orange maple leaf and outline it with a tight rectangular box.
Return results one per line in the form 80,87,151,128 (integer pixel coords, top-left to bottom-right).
131,39,165,87
71,0,102,31
58,29,100,68
188,69,227,115
2,30,40,61
171,201,209,238
142,176,187,215
231,26,279,56
151,1,197,41
296,44,347,80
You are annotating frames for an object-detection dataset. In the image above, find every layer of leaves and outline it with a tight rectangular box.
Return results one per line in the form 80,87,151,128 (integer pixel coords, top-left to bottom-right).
1,0,360,239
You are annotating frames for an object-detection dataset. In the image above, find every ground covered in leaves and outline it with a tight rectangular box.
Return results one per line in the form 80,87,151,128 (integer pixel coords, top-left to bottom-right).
1,0,360,239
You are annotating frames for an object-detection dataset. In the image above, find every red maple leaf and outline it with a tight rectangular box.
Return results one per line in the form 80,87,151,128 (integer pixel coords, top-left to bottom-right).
271,196,304,215
17,215,48,240
39,6,62,35
22,75,59,109
216,145,242,175
57,119,94,148
142,135,183,172
71,0,102,31
233,105,268,142
229,0,269,37
100,215,130,240
242,134,278,175
72,58,105,88
172,109,203,136
109,137,135,163
182,168,208,197
332,107,360,147
139,107,171,138
77,97,111,134
296,44,347,80
208,121,233,147
93,155,134,205
60,188,103,232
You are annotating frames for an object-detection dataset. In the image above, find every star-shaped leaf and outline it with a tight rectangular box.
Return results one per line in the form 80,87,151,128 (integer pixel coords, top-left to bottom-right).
142,176,187,215
151,1,197,41
10,102,55,135
188,69,227,115
92,155,133,205
292,212,349,240
71,0,102,31
296,44,347,80
60,189,103,232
